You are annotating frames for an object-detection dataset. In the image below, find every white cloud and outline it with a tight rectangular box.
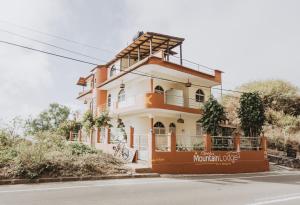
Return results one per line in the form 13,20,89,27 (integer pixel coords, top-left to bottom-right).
0,0,65,119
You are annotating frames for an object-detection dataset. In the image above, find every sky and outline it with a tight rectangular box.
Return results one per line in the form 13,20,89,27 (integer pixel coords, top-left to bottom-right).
0,0,299,121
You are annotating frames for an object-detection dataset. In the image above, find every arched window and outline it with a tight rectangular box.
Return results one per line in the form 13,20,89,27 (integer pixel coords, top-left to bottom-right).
118,89,125,102
169,123,176,134
110,65,117,77
107,94,111,107
154,85,164,94
154,121,165,134
195,89,205,102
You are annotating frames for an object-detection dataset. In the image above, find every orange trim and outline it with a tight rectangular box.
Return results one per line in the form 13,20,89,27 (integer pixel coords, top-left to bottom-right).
145,93,203,114
148,57,219,82
97,56,221,89
77,89,92,99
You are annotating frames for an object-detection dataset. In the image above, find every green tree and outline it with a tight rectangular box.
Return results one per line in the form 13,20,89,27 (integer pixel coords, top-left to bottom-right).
95,112,112,128
57,120,81,138
200,97,226,135
238,92,265,137
25,103,70,135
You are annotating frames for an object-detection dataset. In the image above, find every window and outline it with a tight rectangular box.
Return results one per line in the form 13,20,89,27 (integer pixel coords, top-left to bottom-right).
196,120,203,136
195,89,205,102
154,121,165,134
154,85,164,94
107,94,111,107
118,89,125,102
110,65,117,77
169,123,176,134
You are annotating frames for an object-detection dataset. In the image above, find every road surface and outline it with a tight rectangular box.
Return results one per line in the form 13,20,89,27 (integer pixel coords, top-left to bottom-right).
1,169,300,205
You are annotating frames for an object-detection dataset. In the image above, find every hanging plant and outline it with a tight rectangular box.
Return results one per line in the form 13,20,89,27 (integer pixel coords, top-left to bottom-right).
82,110,95,132
95,112,112,128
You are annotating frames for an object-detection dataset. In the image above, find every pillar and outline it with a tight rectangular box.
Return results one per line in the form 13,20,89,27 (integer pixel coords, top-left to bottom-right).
130,126,134,148
78,130,82,142
170,132,176,152
205,134,212,152
148,117,154,167
69,131,73,141
97,128,100,143
179,43,183,65
149,38,152,55
107,128,111,144
235,133,241,152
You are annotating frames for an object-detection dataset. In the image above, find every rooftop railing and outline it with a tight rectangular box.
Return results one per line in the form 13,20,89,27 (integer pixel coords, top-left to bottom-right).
168,55,215,76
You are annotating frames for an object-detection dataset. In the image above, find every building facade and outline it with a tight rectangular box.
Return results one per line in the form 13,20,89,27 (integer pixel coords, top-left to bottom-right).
75,32,269,173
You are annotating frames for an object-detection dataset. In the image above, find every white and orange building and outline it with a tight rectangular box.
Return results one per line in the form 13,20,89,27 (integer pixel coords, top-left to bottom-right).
75,32,269,174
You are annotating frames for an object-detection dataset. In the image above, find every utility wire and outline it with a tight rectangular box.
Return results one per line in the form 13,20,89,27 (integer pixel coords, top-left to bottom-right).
0,28,108,63
0,19,218,72
0,19,115,53
0,40,98,66
0,39,245,94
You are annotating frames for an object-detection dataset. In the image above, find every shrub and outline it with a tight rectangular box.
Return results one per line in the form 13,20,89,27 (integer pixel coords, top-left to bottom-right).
238,92,265,137
200,97,226,135
0,131,126,179
69,143,99,156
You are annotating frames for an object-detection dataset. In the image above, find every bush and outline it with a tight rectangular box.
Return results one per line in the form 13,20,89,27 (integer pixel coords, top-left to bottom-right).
69,143,99,156
0,131,126,179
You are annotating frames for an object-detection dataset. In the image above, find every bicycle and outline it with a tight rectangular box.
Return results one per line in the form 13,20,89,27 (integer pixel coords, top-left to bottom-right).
113,140,130,162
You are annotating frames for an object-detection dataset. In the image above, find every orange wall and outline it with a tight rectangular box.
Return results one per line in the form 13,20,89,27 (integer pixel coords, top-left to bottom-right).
150,134,269,174
95,67,108,109
145,93,202,114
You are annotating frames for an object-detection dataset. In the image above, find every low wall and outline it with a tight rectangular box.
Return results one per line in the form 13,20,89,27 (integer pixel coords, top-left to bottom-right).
150,134,269,174
152,150,269,174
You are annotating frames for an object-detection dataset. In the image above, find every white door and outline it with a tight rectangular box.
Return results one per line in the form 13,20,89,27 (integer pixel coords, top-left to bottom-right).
134,134,148,161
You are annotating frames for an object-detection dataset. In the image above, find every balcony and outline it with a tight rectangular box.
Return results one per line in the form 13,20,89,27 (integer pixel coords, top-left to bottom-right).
98,92,203,115
145,92,203,114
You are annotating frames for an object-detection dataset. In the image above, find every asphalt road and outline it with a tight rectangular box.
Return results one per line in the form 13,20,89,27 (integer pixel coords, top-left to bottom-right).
1,169,300,205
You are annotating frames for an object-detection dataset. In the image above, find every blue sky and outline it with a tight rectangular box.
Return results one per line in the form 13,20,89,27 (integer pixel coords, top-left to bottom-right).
0,0,299,120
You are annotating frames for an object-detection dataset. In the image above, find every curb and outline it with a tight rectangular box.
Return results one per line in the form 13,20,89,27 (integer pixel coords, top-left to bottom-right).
0,173,160,185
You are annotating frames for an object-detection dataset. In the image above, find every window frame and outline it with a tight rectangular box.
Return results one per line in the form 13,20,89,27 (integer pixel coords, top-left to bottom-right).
154,85,164,94
195,89,205,103
110,65,117,77
154,121,166,134
118,89,125,102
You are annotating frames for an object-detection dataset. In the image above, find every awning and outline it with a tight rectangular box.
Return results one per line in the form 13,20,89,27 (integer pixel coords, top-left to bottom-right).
107,32,184,65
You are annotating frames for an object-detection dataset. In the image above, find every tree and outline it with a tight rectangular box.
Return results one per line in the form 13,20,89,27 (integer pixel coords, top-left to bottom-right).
95,112,112,128
57,120,81,138
25,103,70,135
200,97,226,136
238,92,265,137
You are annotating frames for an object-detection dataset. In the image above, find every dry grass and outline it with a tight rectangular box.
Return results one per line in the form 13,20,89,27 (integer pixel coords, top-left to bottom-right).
0,131,128,179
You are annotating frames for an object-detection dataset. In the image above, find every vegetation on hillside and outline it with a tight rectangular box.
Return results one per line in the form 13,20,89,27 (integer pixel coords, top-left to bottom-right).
0,130,126,179
0,103,126,179
222,80,300,148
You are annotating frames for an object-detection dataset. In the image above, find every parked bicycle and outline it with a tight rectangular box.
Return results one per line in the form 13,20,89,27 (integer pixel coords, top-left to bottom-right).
113,140,130,162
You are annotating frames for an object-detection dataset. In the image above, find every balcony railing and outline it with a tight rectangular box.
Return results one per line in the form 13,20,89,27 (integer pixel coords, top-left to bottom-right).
168,55,215,76
97,92,204,115
176,135,204,152
240,137,262,150
165,94,204,109
211,136,235,151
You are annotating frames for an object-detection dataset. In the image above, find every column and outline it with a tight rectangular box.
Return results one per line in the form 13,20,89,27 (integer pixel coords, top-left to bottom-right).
205,134,212,152
170,132,176,152
235,133,241,152
107,128,111,144
129,126,134,148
